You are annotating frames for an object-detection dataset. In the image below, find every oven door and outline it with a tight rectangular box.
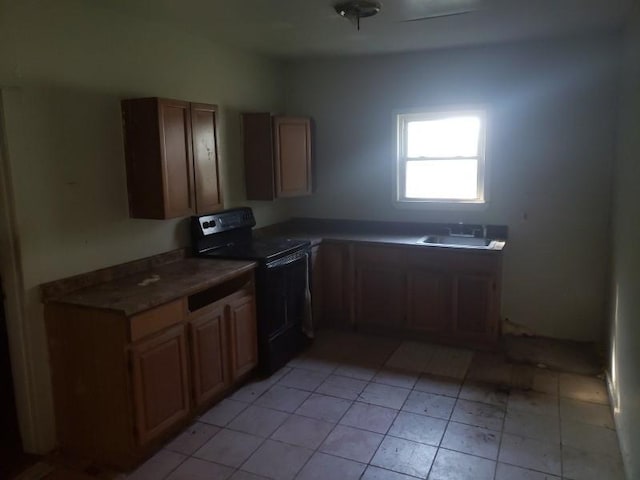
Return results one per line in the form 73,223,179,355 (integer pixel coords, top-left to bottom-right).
257,250,310,341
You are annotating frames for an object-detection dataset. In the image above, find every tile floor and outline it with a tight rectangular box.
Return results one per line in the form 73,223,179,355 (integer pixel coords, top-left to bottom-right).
121,330,625,480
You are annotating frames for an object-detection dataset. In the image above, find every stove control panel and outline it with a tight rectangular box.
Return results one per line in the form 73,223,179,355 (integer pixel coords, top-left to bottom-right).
192,207,256,237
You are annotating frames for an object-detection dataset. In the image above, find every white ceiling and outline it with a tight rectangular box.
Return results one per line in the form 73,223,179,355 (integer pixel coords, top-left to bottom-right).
103,0,634,57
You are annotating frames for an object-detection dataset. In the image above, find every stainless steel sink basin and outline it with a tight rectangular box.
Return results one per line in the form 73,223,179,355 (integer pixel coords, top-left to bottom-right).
419,235,497,249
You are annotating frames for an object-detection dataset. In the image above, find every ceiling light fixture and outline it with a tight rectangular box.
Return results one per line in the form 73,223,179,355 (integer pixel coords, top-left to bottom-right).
334,1,381,31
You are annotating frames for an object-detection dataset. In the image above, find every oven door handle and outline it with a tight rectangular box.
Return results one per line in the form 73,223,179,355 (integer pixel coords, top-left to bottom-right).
265,250,310,269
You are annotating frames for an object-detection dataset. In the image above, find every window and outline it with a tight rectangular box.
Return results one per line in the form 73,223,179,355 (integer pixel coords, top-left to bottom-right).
396,109,486,204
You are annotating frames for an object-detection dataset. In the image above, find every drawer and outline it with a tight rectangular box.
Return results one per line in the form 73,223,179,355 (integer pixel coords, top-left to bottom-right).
354,244,404,268
130,299,185,342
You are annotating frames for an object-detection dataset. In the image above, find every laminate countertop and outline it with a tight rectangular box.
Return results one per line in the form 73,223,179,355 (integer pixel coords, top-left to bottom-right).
272,230,506,253
45,257,256,317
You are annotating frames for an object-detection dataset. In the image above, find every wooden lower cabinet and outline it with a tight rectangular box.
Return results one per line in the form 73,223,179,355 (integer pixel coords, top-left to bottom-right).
45,271,257,470
407,269,448,334
227,294,258,380
321,242,353,328
452,273,498,341
356,266,405,328
189,303,229,407
324,242,502,348
130,325,190,446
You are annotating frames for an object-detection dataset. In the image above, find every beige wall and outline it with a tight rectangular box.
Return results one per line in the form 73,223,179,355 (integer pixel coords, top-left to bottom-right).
285,34,620,342
0,0,288,452
609,9,640,479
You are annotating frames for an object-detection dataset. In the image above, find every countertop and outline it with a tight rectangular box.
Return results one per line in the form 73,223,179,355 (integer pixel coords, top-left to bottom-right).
255,218,507,252
272,230,506,252
46,257,256,316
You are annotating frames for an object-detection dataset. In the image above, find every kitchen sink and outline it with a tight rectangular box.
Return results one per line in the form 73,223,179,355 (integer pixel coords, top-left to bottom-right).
419,235,498,249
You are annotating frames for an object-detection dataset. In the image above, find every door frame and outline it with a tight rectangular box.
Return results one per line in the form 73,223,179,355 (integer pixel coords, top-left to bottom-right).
0,89,42,453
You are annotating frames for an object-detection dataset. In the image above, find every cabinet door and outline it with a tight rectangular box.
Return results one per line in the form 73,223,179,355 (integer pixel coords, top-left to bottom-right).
321,243,353,328
452,274,497,340
243,113,276,200
273,117,311,197
158,99,195,218
356,266,405,329
191,103,223,214
130,324,190,446
310,245,323,327
189,303,229,407
407,270,448,334
227,295,258,381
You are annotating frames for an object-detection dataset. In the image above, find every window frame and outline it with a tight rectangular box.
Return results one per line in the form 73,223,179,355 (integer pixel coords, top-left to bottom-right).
394,108,488,206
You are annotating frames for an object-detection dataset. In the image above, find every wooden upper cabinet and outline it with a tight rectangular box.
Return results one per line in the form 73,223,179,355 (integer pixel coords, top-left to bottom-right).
274,117,311,197
242,113,312,200
122,97,223,219
191,103,223,214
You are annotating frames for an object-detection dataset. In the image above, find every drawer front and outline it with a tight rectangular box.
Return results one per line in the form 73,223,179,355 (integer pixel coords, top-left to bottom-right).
130,299,185,342
354,244,404,268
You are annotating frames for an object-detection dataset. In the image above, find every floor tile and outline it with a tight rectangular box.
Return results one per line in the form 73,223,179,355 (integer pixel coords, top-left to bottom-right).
507,391,558,418
361,466,419,480
227,405,289,438
560,418,621,456
559,373,609,405
466,352,512,385
268,366,292,383
403,390,456,420
271,414,335,450
441,422,501,460
559,397,615,429
503,411,560,443
388,411,447,446
339,402,398,434
385,341,433,372
253,385,310,413
315,374,367,400
193,429,263,468
562,446,625,480
531,369,559,396
126,450,186,480
288,355,338,374
451,399,505,431
334,361,379,381
295,393,352,422
414,374,461,398
296,452,366,480
277,368,328,391
199,399,248,427
319,425,383,463
164,422,220,455
230,378,274,403
370,436,437,478
229,472,269,480
495,463,560,480
423,346,473,379
459,381,508,408
498,433,561,476
373,368,419,389
358,383,411,410
240,439,312,480
165,457,233,480
428,448,496,480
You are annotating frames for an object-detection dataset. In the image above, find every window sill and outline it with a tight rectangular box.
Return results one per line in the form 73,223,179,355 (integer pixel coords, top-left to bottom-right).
393,200,489,211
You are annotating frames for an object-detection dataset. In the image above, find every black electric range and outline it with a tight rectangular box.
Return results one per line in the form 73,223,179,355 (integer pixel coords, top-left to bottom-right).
191,207,311,374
